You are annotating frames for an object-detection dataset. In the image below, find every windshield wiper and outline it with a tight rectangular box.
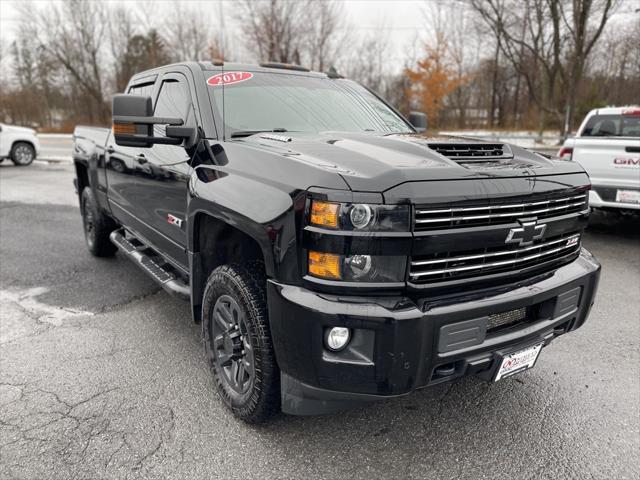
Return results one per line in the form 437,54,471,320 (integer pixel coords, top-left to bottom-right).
230,128,288,139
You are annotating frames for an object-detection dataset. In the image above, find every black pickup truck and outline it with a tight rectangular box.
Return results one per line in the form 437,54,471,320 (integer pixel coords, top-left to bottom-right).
73,62,600,423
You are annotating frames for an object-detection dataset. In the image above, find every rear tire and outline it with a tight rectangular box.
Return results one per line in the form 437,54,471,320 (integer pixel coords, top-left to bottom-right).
10,142,35,166
81,187,117,257
203,263,280,423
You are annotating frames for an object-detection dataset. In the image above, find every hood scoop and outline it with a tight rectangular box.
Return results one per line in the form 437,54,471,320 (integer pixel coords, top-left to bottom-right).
259,133,292,143
427,143,513,163
426,142,541,170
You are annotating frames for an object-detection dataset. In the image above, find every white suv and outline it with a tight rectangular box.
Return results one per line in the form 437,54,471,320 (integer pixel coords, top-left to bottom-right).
559,106,640,212
0,123,41,166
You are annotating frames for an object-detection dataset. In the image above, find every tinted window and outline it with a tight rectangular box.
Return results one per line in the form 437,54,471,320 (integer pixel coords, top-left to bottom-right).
154,79,190,119
207,72,412,137
581,114,640,137
128,83,154,97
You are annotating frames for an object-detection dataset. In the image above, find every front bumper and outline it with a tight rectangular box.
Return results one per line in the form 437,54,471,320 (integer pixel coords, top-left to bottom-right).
267,249,601,415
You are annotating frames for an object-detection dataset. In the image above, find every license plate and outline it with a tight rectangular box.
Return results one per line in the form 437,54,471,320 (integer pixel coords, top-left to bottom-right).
615,189,640,204
494,343,543,382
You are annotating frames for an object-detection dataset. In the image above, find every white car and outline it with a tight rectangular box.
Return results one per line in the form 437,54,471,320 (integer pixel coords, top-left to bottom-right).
558,106,640,212
0,123,41,166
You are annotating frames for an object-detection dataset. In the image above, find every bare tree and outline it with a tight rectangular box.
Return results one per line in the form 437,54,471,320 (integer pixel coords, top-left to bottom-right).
25,0,110,124
420,1,480,127
471,0,618,135
165,8,214,61
561,0,618,130
588,19,640,108
238,0,309,64
109,6,137,93
305,1,344,71
343,31,390,93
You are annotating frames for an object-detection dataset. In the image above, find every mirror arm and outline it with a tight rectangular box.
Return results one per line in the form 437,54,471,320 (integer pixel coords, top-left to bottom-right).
113,115,183,126
116,134,182,146
166,126,195,138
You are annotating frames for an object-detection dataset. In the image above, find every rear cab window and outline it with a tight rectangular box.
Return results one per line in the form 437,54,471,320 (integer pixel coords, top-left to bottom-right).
580,112,640,138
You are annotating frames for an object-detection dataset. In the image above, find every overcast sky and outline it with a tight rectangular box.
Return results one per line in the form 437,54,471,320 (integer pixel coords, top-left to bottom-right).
1,0,638,74
0,0,429,71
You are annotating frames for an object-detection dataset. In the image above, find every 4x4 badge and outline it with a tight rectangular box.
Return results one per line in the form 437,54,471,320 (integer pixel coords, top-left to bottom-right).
505,219,546,246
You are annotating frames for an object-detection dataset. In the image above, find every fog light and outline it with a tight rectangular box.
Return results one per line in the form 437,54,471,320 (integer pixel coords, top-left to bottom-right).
324,327,351,351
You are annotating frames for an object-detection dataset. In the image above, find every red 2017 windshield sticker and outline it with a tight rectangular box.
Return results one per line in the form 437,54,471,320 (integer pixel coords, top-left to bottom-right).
207,71,253,86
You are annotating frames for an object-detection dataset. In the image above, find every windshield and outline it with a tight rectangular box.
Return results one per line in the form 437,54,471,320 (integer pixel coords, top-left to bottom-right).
206,71,413,138
580,114,640,137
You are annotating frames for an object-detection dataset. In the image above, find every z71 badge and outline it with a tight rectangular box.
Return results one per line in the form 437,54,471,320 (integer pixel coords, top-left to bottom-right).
167,214,183,228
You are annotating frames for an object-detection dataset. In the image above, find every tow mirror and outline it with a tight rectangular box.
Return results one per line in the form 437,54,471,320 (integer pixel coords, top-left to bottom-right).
409,111,428,133
112,94,196,148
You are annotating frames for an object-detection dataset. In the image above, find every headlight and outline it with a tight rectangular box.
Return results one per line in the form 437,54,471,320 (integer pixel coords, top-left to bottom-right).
308,251,406,282
309,200,409,231
349,204,374,229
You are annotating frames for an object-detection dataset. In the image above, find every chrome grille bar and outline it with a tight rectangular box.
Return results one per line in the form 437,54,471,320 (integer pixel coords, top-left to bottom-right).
411,234,579,267
409,234,580,278
416,195,586,215
415,194,587,225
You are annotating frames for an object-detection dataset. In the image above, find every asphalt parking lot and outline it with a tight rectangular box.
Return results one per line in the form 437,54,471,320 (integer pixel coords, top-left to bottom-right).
1,161,638,480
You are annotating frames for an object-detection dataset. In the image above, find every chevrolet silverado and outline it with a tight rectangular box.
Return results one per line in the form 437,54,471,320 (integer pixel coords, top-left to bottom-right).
73,62,601,423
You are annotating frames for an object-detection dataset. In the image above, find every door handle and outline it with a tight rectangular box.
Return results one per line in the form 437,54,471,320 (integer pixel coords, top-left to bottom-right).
135,154,148,164
625,146,640,153
106,145,115,154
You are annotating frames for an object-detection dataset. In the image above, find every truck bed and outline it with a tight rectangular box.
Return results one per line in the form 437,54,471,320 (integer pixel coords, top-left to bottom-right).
73,126,110,160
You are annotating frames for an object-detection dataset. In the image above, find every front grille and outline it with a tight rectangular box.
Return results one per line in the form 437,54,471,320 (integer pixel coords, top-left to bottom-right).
409,232,581,284
415,192,588,230
427,143,512,162
487,307,527,332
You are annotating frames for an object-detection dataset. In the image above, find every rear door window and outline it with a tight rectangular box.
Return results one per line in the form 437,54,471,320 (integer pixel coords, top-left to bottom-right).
154,79,191,120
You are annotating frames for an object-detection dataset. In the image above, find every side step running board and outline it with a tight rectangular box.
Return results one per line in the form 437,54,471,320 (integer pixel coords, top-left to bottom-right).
110,229,190,301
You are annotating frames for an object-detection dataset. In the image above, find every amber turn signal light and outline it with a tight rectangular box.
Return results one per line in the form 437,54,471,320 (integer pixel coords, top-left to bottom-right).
310,200,340,228
112,123,137,135
308,251,341,280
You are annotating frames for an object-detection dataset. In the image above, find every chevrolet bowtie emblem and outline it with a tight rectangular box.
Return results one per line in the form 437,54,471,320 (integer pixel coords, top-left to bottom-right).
505,219,547,246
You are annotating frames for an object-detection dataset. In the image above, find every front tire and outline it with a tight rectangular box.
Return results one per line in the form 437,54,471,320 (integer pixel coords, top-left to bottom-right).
10,142,35,166
203,264,280,423
81,187,117,257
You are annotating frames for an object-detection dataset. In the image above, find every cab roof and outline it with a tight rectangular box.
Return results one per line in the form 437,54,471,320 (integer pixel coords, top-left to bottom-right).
197,61,331,78
587,105,640,116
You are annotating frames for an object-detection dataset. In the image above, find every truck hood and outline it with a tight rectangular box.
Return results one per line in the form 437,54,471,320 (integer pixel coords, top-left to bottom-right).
237,131,585,192
1,124,37,135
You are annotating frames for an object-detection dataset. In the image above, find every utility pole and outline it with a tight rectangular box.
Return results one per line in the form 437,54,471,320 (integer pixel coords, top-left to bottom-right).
219,0,226,59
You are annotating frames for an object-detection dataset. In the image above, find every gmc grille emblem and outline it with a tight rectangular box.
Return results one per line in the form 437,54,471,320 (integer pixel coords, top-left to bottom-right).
505,219,547,246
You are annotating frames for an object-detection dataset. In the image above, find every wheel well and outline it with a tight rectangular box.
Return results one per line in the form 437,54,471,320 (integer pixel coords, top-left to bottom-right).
75,163,89,204
196,214,264,278
191,214,265,323
11,140,35,153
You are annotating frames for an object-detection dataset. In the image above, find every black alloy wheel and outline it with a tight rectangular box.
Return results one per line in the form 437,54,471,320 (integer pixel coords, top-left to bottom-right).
202,264,280,423
211,294,256,395
80,187,117,257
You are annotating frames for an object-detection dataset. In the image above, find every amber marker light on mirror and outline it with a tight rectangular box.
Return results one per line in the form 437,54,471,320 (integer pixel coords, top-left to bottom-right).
308,251,341,280
310,200,340,228
113,123,137,135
